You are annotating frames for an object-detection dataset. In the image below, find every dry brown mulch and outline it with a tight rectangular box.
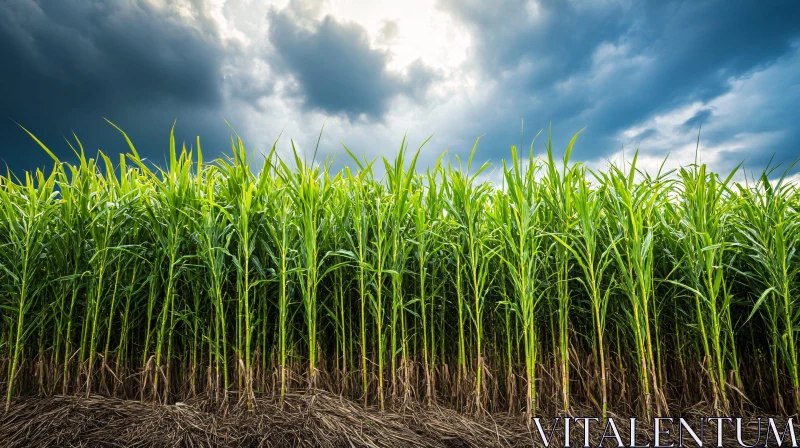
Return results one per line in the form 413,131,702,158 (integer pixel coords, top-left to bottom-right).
0,392,536,447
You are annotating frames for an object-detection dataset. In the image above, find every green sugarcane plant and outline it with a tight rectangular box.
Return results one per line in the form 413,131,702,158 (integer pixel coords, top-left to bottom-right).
664,157,742,411
383,139,422,402
540,129,582,412
444,140,496,413
492,142,544,421
0,163,58,412
738,165,800,412
341,151,377,405
411,154,446,406
284,136,335,392
264,147,298,406
602,152,671,418
549,163,617,419
190,161,233,399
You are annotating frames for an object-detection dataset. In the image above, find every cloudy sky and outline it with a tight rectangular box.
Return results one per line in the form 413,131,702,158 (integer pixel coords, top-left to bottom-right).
1,0,799,179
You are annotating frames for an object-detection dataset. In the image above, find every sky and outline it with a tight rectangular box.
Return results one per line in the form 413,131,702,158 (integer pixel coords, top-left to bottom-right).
1,0,799,181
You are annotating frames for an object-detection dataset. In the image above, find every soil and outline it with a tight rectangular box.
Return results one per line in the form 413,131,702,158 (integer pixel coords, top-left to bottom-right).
0,392,536,447
1,392,782,447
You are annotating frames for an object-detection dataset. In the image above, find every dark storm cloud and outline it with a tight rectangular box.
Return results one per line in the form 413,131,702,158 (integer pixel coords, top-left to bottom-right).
438,0,800,165
3,0,797,175
0,0,233,174
266,7,436,120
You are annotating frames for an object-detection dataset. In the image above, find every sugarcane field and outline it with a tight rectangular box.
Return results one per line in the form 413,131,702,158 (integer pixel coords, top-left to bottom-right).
2,0,800,446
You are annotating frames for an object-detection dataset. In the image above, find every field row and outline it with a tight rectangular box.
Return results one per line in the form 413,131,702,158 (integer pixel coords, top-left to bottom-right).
1,127,798,420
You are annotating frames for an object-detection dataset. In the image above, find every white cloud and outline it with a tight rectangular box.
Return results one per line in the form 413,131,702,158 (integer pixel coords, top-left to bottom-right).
607,43,800,180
